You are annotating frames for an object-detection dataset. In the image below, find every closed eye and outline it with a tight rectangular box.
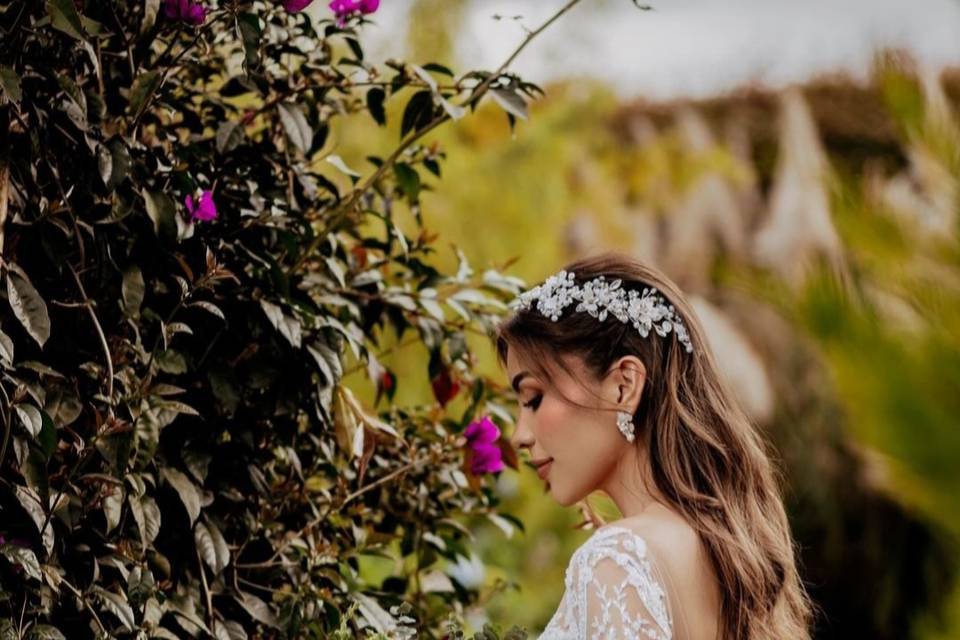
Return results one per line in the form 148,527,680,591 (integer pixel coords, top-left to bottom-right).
522,394,542,411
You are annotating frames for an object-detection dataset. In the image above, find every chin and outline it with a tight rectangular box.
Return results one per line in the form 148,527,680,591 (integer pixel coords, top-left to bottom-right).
550,483,586,508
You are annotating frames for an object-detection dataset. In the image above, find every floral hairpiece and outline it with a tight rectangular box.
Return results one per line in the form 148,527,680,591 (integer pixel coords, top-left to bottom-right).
509,269,694,354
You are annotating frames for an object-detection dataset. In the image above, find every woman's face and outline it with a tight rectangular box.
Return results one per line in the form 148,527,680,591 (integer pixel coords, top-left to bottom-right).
505,347,627,506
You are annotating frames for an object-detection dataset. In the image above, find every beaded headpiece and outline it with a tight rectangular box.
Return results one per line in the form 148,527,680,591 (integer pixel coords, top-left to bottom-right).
508,269,694,354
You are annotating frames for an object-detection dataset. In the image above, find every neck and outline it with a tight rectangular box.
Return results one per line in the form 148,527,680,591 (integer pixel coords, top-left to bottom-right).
599,444,668,519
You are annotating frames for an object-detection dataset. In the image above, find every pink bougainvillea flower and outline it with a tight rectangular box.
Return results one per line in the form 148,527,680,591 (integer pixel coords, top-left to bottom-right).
282,0,314,12
328,0,380,27
184,190,218,222
163,0,207,25
464,416,505,475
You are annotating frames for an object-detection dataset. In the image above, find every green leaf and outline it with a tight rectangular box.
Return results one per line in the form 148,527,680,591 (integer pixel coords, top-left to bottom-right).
97,138,131,192
0,543,42,581
15,485,54,555
6,264,51,348
161,468,201,526
0,66,21,103
260,299,302,348
46,0,86,40
121,265,145,319
27,625,66,640
156,349,187,374
394,163,421,203
216,121,244,154
188,300,225,321
235,591,278,628
277,102,312,154
102,486,124,534
0,327,13,367
141,189,177,243
92,587,136,631
194,519,230,574
128,70,162,118
235,13,261,72
14,404,42,438
129,494,162,547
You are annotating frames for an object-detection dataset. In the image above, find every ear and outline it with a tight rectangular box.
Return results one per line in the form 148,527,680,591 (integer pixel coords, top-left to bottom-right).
604,355,646,414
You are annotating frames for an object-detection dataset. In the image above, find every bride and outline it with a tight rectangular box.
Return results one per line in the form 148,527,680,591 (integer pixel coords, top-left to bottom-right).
496,252,814,639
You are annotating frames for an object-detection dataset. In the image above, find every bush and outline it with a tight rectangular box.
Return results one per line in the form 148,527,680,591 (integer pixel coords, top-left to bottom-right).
0,0,574,636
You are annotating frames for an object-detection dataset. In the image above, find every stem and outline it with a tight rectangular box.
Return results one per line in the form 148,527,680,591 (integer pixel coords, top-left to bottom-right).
196,545,214,629
287,0,586,276
1,105,10,256
68,264,114,403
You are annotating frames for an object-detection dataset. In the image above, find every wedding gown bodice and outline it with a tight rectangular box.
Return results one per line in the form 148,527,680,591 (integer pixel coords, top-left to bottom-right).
537,525,673,640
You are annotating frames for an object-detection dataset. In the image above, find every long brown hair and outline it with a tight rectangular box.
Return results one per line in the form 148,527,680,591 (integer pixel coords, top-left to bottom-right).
495,251,813,640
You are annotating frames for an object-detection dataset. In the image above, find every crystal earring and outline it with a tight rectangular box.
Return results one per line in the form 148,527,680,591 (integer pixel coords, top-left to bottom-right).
616,410,635,443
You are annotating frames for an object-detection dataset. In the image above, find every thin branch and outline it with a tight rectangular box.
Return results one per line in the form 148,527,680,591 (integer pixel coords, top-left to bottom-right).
68,264,114,403
195,545,214,629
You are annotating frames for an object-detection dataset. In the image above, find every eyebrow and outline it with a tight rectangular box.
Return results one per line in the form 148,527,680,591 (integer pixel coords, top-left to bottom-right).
511,371,530,392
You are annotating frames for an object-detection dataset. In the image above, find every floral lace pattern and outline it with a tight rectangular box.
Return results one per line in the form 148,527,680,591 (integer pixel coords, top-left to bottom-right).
538,525,673,640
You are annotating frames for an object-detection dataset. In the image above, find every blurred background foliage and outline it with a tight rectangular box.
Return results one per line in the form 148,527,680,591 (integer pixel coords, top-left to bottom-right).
333,2,960,636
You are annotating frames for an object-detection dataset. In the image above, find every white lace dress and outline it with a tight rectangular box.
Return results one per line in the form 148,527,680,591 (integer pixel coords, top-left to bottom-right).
537,525,674,640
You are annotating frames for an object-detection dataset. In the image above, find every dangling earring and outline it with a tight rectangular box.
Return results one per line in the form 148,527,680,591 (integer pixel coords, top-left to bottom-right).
616,410,635,443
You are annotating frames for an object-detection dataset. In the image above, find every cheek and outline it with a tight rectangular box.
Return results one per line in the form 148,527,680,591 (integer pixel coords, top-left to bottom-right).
536,400,608,457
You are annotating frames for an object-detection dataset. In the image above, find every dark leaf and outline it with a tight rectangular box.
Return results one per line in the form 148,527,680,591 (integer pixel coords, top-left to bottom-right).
46,0,86,40
141,189,177,243
128,70,162,117
366,87,386,126
216,121,245,154
400,90,435,139
121,265,145,319
490,88,528,121
236,13,262,72
0,66,21,103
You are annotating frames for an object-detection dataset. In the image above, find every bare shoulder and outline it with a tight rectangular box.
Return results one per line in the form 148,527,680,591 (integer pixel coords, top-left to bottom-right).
601,504,721,639
603,505,705,575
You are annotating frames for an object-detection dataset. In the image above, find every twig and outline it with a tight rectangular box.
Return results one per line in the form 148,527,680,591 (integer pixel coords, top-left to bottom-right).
196,545,214,629
0,383,11,470
59,577,108,634
68,264,114,403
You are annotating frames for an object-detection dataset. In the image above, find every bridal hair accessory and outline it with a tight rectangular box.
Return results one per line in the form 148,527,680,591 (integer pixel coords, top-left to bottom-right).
616,410,636,443
509,270,695,354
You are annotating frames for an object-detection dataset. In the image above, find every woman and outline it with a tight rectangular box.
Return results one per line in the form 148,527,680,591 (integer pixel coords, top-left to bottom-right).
496,252,813,639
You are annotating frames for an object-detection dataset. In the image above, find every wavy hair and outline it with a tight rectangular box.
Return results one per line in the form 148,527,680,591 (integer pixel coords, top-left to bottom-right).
495,251,813,640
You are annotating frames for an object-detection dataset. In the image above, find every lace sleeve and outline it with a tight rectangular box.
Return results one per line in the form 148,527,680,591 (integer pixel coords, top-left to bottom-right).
568,526,673,640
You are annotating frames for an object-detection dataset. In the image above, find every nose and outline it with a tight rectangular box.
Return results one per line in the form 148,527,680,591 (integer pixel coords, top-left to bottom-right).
510,411,535,452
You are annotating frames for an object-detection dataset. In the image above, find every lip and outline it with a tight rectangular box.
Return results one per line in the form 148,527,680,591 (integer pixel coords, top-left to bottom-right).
534,458,554,480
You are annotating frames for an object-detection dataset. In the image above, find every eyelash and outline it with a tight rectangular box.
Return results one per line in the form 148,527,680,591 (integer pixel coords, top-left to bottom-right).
522,394,543,411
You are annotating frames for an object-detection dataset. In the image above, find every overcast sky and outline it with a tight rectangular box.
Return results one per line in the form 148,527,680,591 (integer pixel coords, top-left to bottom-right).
360,0,960,100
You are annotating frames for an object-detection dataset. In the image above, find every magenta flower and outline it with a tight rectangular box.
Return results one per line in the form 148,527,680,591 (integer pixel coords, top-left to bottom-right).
162,0,207,25
282,0,314,12
185,190,218,222
328,0,380,27
464,416,504,475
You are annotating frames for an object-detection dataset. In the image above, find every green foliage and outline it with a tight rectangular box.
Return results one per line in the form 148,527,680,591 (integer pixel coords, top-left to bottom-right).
0,1,574,637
